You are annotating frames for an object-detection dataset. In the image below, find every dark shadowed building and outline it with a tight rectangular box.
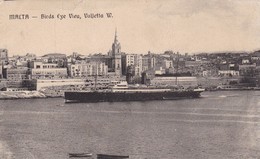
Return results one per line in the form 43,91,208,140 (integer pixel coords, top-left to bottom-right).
0,49,8,64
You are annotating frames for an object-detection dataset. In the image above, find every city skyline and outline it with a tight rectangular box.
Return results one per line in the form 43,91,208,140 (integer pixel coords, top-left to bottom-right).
0,0,260,56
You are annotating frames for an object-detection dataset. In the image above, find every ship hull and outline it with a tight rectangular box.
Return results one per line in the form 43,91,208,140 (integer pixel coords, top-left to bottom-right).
64,90,203,103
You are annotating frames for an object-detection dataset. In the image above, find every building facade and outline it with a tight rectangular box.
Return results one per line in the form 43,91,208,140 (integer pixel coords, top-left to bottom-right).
3,67,28,80
125,54,143,76
68,62,108,77
29,61,67,79
0,65,2,78
218,70,240,77
142,54,156,72
163,59,174,69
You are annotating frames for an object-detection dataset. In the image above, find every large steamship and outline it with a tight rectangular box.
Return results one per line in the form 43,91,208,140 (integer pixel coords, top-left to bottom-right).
64,81,204,103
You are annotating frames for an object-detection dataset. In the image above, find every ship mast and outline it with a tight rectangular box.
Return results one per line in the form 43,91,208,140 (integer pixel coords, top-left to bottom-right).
94,73,97,91
175,52,179,86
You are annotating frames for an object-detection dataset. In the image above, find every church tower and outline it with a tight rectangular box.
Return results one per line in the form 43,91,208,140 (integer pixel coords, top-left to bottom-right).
111,28,122,76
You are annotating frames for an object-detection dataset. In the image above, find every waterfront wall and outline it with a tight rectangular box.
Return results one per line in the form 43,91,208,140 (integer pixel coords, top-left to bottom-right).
0,91,45,99
36,79,85,90
150,76,198,88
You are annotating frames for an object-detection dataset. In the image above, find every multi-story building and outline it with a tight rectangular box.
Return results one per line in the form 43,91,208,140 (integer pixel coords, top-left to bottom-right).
30,68,67,79
142,56,149,72
218,70,239,77
29,61,67,79
68,62,108,77
135,55,142,76
239,63,257,76
163,59,173,69
0,64,2,78
126,54,136,66
145,54,156,70
3,67,28,80
154,67,166,75
29,61,59,69
125,54,143,76
89,54,113,72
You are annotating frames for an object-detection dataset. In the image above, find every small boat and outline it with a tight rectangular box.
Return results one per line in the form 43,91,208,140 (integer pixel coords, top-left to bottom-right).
69,153,92,158
97,154,129,159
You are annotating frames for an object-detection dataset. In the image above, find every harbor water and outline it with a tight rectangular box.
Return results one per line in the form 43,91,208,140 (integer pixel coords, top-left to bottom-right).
0,91,259,159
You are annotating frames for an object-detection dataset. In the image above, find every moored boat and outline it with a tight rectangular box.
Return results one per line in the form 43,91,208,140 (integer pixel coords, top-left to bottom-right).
97,154,129,159
64,82,204,103
69,153,92,157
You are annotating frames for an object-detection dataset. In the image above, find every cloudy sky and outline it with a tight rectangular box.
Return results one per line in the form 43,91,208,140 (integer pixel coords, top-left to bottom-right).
0,0,260,56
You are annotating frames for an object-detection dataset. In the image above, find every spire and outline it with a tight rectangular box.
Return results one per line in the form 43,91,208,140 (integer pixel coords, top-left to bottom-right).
114,27,118,43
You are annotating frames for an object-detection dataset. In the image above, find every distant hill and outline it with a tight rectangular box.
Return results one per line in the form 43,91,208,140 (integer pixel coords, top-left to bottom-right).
42,53,66,58
252,50,260,56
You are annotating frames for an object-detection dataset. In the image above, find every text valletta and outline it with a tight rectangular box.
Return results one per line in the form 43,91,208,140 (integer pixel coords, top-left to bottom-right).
9,13,113,20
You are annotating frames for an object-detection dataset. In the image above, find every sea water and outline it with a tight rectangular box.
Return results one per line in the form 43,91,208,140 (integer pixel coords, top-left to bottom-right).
0,91,259,159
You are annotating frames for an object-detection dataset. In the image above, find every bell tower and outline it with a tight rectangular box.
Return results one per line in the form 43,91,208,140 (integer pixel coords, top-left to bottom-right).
111,28,122,76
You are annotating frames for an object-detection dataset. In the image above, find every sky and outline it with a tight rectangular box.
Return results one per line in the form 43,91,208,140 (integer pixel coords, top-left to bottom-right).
0,0,260,56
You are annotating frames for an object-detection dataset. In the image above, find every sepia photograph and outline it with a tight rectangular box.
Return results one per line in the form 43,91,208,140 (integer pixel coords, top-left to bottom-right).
0,0,259,158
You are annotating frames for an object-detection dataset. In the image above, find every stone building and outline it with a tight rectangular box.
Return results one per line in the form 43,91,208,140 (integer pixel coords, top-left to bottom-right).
68,61,108,77
124,54,143,76
28,61,67,79
3,67,29,80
